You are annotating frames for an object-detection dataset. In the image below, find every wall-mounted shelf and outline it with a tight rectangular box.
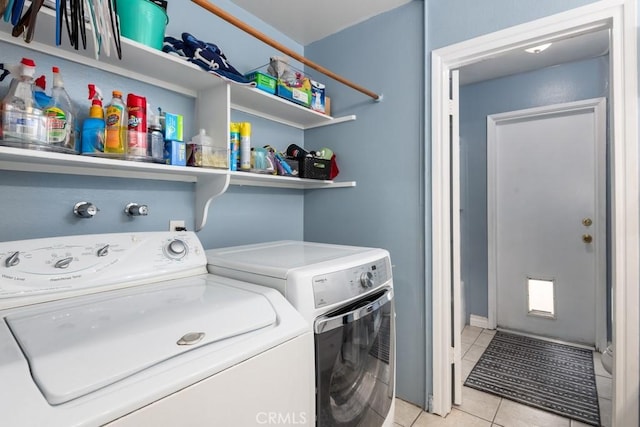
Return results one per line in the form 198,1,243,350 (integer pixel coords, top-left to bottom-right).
0,146,355,229
229,171,355,189
0,4,357,231
230,85,355,130
0,5,356,130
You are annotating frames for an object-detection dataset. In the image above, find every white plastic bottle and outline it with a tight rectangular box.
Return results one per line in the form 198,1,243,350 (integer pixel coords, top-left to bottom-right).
46,67,77,152
1,57,42,143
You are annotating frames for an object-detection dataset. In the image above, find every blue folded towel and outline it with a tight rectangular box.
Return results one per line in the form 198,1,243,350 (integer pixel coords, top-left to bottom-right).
163,33,255,86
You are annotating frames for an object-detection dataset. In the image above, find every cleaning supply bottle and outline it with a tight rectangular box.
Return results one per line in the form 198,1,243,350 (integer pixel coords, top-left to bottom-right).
104,90,127,154
1,57,42,143
229,122,240,171
33,75,52,109
81,84,105,155
147,105,164,162
46,66,77,152
240,122,251,170
126,93,147,158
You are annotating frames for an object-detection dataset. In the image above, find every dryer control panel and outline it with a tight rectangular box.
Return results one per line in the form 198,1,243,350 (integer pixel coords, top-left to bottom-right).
312,256,392,308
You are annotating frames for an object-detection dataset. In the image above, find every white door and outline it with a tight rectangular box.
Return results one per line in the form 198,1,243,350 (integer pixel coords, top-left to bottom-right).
487,98,606,347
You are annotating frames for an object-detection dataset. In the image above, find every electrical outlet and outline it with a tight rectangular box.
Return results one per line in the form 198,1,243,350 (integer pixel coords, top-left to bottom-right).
169,220,186,232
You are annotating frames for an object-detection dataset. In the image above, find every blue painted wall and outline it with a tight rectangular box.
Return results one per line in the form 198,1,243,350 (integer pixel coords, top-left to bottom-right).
0,0,305,247
2,0,629,412
428,0,598,50
305,2,425,405
459,56,610,321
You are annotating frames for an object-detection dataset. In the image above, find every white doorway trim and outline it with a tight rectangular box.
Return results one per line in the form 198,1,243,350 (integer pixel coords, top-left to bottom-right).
487,98,607,350
430,2,639,427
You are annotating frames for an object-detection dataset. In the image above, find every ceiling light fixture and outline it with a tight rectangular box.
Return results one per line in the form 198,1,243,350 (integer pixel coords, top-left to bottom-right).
525,43,552,54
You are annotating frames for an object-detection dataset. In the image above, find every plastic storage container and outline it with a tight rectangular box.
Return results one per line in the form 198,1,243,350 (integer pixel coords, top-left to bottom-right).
1,58,44,147
117,0,168,50
186,129,228,169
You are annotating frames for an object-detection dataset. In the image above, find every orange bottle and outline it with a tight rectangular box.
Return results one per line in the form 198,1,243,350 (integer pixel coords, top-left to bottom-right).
104,90,126,154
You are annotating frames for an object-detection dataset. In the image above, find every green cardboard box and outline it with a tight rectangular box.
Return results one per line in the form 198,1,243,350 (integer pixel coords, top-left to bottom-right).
245,71,277,94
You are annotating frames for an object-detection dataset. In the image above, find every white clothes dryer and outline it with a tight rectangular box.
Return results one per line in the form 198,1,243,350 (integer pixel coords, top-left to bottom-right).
0,232,313,427
206,240,396,427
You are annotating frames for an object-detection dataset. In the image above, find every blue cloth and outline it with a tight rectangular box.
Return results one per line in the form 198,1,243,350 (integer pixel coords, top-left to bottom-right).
163,33,254,86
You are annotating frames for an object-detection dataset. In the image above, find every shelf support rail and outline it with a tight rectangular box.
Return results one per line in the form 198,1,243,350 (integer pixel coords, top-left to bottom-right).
191,0,383,101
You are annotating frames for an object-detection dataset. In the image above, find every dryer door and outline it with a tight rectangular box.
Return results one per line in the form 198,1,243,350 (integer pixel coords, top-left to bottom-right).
314,288,394,426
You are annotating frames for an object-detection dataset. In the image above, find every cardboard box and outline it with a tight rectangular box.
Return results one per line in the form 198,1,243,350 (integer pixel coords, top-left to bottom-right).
276,79,312,107
164,113,184,142
245,71,277,94
164,140,186,166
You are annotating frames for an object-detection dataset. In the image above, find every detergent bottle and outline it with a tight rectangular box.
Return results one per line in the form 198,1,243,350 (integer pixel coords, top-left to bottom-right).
81,84,105,155
1,57,42,143
104,90,127,154
33,75,52,109
46,67,77,152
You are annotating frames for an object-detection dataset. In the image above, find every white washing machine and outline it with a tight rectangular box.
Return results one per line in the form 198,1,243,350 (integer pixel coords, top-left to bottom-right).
206,240,396,427
0,232,313,427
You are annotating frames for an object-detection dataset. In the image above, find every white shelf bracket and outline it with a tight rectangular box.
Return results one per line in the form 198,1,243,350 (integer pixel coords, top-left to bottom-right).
194,174,231,231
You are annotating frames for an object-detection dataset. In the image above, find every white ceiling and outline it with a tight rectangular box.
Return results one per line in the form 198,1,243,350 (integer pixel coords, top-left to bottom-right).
228,0,413,45
227,2,609,85
459,30,610,85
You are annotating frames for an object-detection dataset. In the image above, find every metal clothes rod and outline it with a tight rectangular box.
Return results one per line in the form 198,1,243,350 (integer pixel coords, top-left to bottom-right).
191,0,382,101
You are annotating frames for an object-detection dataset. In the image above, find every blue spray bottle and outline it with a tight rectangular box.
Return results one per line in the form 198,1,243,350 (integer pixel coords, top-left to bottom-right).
81,84,105,155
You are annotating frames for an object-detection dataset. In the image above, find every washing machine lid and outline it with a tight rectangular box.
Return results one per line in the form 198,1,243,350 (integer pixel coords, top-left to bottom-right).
207,240,375,279
5,276,276,405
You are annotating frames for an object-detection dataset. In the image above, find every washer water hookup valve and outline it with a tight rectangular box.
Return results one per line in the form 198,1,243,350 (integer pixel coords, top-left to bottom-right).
124,203,149,216
73,201,99,218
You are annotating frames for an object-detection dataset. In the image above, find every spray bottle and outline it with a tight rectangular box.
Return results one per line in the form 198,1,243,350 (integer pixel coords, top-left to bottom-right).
81,84,105,155
1,57,42,143
46,67,77,152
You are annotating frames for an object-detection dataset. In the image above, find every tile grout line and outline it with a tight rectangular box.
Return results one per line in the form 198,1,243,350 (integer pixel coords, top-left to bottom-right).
408,407,421,427
492,397,504,425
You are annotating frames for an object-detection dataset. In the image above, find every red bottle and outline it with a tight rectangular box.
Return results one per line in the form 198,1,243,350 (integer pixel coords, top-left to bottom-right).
126,93,147,157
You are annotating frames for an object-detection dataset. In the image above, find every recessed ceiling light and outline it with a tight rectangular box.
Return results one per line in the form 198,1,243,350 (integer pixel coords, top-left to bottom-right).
525,43,552,54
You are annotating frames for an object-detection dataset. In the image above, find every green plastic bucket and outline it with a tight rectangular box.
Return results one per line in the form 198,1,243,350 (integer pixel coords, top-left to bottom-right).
117,0,168,50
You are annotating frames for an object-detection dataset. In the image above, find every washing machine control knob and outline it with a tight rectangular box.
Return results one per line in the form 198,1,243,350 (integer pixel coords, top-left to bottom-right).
5,251,20,268
360,271,374,288
166,239,187,259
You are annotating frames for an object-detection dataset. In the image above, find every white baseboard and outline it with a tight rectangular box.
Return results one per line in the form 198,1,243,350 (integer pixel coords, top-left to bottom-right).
470,314,489,329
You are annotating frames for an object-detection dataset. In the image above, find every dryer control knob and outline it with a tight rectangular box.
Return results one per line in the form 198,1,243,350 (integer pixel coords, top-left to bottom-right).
360,271,374,288
166,239,187,259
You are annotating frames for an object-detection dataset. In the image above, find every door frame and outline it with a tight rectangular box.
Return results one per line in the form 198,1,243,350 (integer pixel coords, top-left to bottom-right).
487,98,607,350
430,1,639,426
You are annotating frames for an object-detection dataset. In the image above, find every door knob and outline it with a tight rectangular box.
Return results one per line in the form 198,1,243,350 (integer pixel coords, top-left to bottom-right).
582,234,593,243
582,218,593,227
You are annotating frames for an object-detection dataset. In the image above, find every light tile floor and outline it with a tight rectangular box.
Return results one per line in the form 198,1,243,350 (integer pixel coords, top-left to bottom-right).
395,326,612,427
